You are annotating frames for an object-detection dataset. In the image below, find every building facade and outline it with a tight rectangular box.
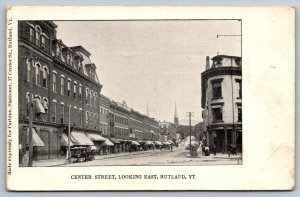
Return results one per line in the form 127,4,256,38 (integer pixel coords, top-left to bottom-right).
159,121,177,141
99,94,110,138
201,55,242,153
18,21,102,162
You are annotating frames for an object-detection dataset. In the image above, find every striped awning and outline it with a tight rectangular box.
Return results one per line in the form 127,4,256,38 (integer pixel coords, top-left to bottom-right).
71,131,94,146
154,141,163,146
86,132,106,142
61,133,74,146
109,138,120,144
131,141,140,146
100,138,114,146
145,140,154,145
26,128,44,147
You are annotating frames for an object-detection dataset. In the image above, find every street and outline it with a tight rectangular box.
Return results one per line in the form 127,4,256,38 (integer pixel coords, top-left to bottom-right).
58,146,242,167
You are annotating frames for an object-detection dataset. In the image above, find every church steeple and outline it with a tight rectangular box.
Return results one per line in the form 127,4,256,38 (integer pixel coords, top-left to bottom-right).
174,103,179,126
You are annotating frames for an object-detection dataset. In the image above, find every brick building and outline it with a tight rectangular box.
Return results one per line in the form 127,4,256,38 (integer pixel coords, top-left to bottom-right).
18,21,102,162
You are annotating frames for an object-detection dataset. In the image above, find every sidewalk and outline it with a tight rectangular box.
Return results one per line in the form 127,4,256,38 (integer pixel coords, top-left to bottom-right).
33,149,164,167
185,152,242,160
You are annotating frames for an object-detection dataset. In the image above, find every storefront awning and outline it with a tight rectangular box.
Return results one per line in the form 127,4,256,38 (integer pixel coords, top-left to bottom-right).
163,142,171,145
109,138,120,144
61,133,74,146
145,140,154,145
154,141,163,146
71,131,94,146
86,132,106,142
131,141,140,146
100,138,114,146
26,128,44,147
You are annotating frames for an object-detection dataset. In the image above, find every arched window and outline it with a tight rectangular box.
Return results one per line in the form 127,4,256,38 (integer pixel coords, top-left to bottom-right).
90,90,93,106
42,66,48,88
26,59,31,82
67,78,71,97
86,111,89,127
34,63,41,86
94,92,97,107
29,27,34,42
52,99,57,122
60,75,65,96
35,26,41,47
86,88,89,104
52,71,57,92
73,81,77,99
79,84,82,100
79,108,82,127
41,36,45,49
60,102,65,123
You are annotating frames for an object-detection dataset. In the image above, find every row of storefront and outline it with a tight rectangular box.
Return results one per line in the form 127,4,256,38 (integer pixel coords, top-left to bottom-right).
19,122,173,163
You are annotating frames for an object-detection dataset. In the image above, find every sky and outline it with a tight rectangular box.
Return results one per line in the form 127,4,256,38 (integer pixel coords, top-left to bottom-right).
55,20,241,125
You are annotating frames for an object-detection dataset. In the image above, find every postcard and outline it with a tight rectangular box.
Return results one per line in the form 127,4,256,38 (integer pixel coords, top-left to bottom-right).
6,6,295,190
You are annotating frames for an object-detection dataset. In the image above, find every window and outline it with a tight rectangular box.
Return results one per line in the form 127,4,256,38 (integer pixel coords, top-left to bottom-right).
236,79,242,99
42,98,48,114
73,82,77,99
66,53,70,64
26,60,31,82
52,101,57,122
52,72,57,92
90,91,93,106
35,64,41,86
41,36,45,49
211,79,223,99
94,93,97,107
60,76,65,96
78,84,82,100
95,114,98,129
35,27,40,47
86,111,89,126
67,79,71,97
42,67,48,88
86,88,89,104
79,109,82,127
212,105,223,122
29,27,34,42
237,104,242,122
61,103,65,123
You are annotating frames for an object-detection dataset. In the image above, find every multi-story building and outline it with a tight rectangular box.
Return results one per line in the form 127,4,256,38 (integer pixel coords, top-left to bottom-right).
18,21,102,162
99,94,110,137
109,100,131,152
201,55,242,153
159,121,177,141
129,109,145,141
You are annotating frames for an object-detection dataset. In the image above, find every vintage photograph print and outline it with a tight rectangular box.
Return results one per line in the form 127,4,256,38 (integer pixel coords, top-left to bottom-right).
18,19,242,167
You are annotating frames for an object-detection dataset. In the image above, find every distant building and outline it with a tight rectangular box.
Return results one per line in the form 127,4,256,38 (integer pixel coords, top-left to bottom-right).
159,121,177,141
177,125,195,140
201,55,242,153
99,94,110,137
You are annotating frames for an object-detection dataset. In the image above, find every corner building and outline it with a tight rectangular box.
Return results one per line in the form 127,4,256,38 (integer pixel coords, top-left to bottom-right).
201,55,242,153
18,21,102,162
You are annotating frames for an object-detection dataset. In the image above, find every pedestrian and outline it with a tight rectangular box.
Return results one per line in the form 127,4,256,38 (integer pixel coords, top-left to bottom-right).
213,145,216,156
228,144,232,157
171,145,173,151
22,148,29,167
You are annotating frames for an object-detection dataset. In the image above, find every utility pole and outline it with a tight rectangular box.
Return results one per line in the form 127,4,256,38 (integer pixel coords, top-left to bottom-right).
28,58,34,167
186,112,194,155
68,104,71,163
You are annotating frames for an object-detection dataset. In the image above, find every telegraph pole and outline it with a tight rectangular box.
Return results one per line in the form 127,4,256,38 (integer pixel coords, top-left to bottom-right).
28,58,33,167
186,112,194,155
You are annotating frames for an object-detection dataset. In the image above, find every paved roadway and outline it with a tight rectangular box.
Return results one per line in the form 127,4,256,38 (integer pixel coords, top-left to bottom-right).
60,147,242,167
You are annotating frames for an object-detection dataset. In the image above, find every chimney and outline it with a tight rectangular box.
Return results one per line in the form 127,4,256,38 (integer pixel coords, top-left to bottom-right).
206,56,210,70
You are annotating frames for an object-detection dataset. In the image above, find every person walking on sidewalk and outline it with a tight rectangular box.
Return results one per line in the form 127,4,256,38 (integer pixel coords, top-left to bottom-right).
213,145,216,156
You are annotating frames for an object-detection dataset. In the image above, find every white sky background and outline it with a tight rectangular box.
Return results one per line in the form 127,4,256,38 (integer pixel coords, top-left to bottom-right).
55,20,241,125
